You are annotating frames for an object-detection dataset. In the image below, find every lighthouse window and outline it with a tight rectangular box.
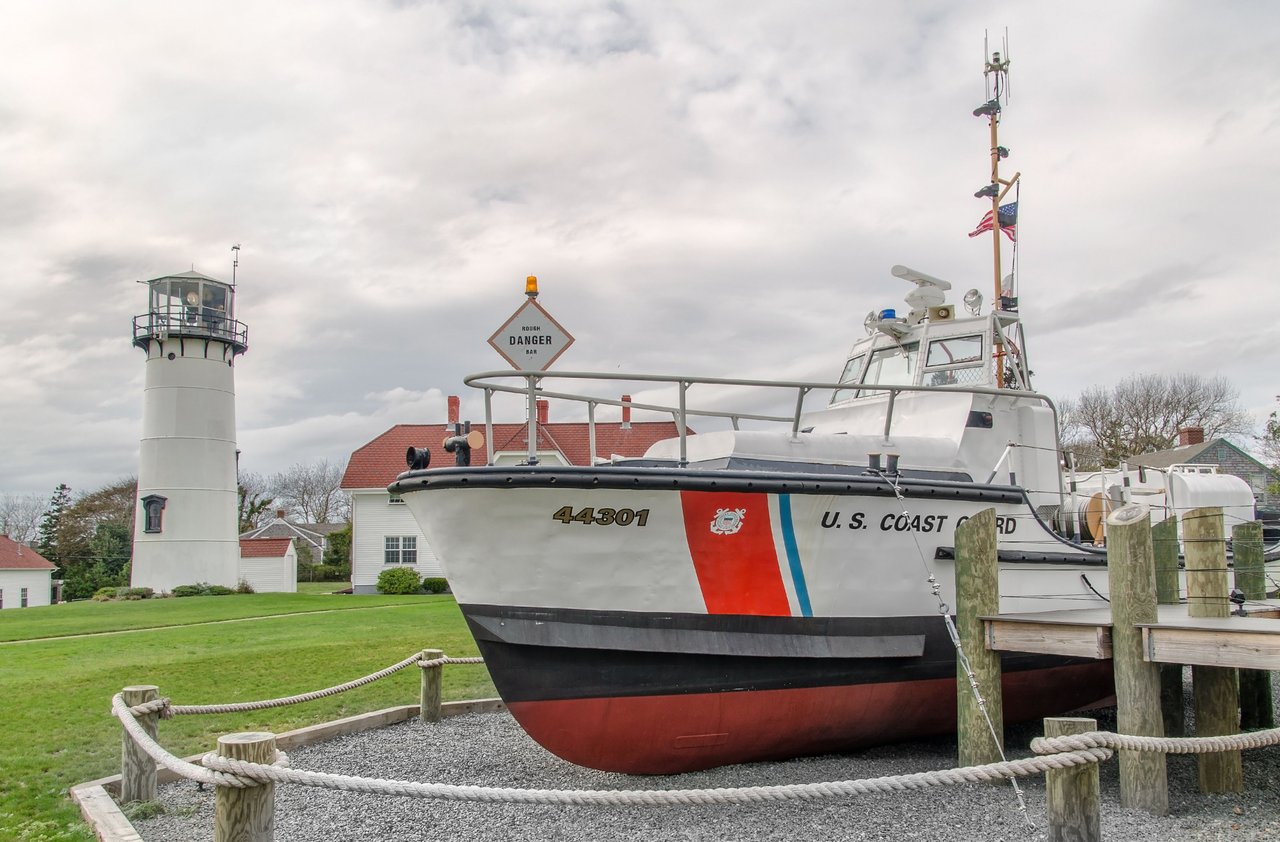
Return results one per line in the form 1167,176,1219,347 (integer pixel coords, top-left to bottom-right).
141,495,167,534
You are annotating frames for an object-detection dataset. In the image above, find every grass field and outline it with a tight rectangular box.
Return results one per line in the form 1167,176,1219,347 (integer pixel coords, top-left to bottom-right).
0,593,494,841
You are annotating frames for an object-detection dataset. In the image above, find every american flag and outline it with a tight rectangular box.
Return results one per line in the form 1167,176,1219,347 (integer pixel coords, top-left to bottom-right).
968,202,1018,241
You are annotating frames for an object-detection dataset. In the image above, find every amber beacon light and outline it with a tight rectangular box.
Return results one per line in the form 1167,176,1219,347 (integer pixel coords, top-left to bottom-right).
525,275,539,298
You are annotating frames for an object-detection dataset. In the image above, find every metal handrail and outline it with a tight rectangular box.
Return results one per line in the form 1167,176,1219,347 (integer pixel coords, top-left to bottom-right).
132,311,249,350
461,369,1062,469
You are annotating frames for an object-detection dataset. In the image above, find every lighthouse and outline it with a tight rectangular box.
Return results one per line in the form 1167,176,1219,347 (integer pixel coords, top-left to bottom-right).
130,270,248,591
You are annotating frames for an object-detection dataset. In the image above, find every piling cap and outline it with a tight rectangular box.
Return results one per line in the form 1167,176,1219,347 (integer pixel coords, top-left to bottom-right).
1107,502,1150,527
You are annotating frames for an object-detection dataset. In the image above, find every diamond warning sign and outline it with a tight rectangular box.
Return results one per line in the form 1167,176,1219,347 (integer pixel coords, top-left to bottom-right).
487,298,575,371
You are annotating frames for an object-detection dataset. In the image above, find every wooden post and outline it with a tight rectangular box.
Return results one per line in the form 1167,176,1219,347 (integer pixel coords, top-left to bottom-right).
1045,717,1101,842
1151,515,1185,738
954,507,1004,767
1184,507,1243,793
214,732,276,842
1105,502,1168,815
420,648,444,723
119,685,159,804
1232,521,1275,730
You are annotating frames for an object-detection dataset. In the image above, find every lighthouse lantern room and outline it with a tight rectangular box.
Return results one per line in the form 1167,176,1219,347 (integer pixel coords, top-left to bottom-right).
131,270,249,592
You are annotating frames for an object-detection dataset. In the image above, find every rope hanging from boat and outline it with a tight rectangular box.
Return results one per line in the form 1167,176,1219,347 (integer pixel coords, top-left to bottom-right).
876,473,1033,827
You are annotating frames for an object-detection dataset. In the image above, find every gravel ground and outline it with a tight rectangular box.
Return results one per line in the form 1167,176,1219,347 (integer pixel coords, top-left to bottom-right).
133,670,1279,842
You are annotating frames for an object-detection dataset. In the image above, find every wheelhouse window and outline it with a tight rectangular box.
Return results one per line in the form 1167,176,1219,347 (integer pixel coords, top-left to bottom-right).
830,354,867,404
923,334,986,386
141,495,167,534
384,536,418,564
859,342,919,395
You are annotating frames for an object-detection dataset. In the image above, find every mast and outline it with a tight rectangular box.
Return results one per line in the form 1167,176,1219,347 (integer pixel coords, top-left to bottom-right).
972,35,1018,387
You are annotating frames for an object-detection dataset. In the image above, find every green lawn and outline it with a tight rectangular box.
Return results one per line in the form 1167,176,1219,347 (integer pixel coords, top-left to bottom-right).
0,593,494,841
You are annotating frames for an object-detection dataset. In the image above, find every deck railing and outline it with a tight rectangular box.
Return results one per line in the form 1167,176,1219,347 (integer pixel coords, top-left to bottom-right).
461,369,1062,470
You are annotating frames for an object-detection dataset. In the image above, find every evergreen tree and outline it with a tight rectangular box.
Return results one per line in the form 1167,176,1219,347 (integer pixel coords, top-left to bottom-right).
35,483,72,564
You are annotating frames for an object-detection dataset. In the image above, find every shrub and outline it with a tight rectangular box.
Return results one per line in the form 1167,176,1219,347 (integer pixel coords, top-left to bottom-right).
172,584,208,598
235,579,255,594
92,586,119,602
124,587,154,600
207,585,235,596
422,577,450,594
376,567,421,595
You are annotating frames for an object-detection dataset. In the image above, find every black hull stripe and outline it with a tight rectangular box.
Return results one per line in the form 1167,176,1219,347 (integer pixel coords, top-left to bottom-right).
461,604,1095,703
391,465,1025,503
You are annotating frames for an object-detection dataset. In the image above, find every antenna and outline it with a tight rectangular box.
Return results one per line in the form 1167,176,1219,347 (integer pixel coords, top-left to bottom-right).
983,29,1012,104
231,243,241,286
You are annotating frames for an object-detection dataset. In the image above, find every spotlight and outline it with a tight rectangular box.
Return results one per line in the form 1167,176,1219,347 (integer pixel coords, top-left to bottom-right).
863,310,878,335
963,289,983,316
974,183,999,199
972,99,1000,118
996,146,1010,159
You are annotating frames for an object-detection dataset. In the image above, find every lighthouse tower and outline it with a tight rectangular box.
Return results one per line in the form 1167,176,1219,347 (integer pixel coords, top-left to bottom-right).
130,271,249,591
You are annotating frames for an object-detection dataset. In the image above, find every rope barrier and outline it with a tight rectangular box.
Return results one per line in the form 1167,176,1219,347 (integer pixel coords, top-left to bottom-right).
110,650,1278,809
195,747,1115,805
126,652,486,718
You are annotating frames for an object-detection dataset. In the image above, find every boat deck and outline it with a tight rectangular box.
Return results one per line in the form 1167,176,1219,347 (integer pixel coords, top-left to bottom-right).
982,600,1280,668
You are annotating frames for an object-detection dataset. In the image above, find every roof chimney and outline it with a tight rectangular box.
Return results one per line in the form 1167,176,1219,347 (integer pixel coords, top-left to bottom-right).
447,395,460,424
621,394,632,430
275,509,286,520
1178,426,1205,446
536,399,549,425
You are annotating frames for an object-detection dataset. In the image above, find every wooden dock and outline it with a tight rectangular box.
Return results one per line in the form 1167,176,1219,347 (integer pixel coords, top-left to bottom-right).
984,601,1280,668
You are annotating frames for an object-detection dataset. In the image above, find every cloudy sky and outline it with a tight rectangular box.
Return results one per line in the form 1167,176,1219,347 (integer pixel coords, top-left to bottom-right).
3,0,1279,499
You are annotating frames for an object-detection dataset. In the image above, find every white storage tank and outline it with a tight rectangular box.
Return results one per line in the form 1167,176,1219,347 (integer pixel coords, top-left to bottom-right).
130,271,248,592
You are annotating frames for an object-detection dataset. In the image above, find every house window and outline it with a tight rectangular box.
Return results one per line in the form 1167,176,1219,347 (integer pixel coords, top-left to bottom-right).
21,588,29,608
0,590,4,609
384,536,418,564
141,494,167,533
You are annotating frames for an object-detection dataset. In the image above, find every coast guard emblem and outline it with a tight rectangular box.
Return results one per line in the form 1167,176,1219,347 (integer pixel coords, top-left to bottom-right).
710,508,747,535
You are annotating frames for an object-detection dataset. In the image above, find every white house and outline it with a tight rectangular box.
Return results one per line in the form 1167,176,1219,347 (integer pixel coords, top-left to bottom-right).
238,537,298,593
341,396,685,594
0,535,56,609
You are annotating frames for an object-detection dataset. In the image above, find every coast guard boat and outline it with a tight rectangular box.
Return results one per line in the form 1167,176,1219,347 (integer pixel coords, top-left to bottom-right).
392,53,1261,774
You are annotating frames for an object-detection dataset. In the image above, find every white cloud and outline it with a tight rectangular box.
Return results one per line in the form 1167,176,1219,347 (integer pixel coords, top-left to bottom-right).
3,0,1280,496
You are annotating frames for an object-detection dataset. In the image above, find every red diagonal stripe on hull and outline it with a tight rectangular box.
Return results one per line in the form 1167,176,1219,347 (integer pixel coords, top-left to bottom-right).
680,491,790,615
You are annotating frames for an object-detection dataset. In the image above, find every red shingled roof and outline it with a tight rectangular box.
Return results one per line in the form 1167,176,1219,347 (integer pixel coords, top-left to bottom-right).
0,536,56,570
342,420,688,490
239,537,293,558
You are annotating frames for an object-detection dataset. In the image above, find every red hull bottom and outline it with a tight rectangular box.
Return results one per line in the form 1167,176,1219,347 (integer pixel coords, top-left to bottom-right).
506,662,1115,774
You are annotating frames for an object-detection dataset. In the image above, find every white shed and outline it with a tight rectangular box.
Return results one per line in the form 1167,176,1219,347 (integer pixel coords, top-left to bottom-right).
0,535,55,609
238,537,297,593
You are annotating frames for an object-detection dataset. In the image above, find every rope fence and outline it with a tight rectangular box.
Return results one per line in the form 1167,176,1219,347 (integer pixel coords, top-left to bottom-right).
106,647,1280,842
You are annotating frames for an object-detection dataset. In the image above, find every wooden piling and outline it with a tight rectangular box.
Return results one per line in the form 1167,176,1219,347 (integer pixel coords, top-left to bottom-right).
214,732,276,842
954,507,1004,767
1184,506,1243,793
119,685,159,805
1232,521,1275,730
1104,502,1168,815
420,648,445,723
1151,516,1185,738
1045,717,1101,842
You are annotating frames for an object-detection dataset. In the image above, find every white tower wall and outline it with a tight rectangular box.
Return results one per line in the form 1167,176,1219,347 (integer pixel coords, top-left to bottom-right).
131,270,248,593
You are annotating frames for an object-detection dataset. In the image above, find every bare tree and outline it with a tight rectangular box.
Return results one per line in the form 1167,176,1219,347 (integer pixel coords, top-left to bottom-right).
1060,373,1251,468
271,459,350,524
0,493,47,544
237,471,276,532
